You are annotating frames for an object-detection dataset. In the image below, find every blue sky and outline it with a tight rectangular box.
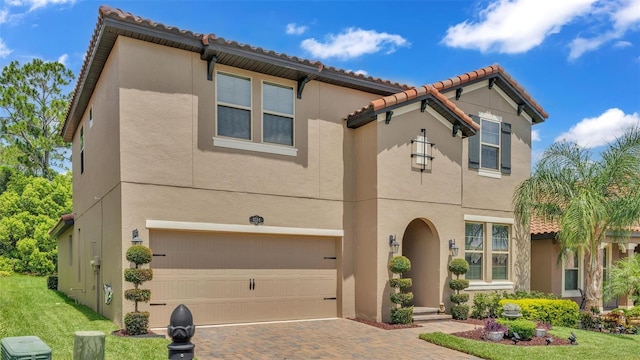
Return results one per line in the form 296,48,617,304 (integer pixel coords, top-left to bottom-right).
1,0,638,162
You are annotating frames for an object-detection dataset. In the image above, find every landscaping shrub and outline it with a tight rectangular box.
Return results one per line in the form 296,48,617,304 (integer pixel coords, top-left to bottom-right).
497,318,536,340
389,278,412,289
498,298,579,327
124,268,153,284
502,290,558,300
388,256,413,324
471,292,501,319
451,305,469,320
0,256,16,274
124,311,150,336
579,311,603,330
47,275,58,290
124,289,151,303
448,258,470,320
126,245,152,264
388,256,411,274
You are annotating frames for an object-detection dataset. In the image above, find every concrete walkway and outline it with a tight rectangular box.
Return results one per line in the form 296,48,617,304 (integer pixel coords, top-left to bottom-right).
177,319,482,359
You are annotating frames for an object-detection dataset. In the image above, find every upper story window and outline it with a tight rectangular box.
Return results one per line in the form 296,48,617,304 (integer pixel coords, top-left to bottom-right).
216,72,252,140
469,112,511,176
89,107,94,128
80,126,85,174
262,82,294,146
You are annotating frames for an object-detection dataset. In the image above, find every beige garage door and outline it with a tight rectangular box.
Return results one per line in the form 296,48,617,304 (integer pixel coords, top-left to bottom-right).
147,230,338,327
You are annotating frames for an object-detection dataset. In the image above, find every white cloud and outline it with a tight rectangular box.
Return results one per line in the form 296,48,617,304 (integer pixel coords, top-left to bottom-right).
286,23,308,35
568,0,640,59
57,53,68,65
531,129,541,142
613,40,633,48
442,0,596,54
10,0,75,11
0,9,8,23
555,108,640,148
0,38,12,58
301,28,409,60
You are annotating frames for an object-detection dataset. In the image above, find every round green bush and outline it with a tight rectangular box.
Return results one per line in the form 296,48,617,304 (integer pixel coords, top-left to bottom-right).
448,258,470,276
388,256,411,274
390,306,414,324
126,245,152,265
124,289,151,303
498,318,536,340
390,292,414,306
124,268,153,285
450,293,469,305
124,311,150,336
449,279,470,291
389,278,412,289
451,304,469,320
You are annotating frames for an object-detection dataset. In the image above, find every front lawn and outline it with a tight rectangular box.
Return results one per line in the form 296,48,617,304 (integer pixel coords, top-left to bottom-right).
420,326,640,360
0,275,167,360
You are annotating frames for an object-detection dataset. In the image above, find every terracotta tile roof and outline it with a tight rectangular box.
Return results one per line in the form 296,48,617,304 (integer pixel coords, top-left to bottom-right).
347,85,479,132
63,6,409,142
432,64,548,122
530,217,640,235
49,213,75,237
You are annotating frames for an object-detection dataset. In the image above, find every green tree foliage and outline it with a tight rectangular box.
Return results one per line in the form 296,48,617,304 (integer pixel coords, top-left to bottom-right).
0,59,74,179
514,126,640,310
0,171,71,274
604,255,640,306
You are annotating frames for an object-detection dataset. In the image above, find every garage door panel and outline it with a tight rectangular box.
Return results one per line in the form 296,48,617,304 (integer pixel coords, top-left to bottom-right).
147,230,338,327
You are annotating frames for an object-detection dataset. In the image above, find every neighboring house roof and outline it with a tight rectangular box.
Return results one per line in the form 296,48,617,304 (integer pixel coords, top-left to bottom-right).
49,213,75,238
346,85,479,136
347,64,549,130
63,5,411,142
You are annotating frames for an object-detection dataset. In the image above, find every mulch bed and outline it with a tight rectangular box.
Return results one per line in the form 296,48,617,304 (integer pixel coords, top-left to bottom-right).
111,329,165,338
452,319,570,346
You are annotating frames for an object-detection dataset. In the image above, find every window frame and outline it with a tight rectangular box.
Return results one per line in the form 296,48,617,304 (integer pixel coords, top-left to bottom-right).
480,116,501,172
463,216,514,288
562,249,583,298
88,106,93,128
215,71,253,141
491,224,510,281
80,126,85,174
261,80,295,147
465,222,485,281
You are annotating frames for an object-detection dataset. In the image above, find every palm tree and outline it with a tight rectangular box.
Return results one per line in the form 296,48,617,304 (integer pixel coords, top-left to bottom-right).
604,255,640,306
514,126,640,310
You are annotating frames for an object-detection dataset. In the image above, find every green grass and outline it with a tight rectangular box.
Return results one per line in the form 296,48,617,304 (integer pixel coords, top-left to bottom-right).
0,275,167,360
420,326,640,360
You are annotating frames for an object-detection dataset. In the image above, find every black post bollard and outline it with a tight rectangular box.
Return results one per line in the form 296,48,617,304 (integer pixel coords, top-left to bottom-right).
167,304,196,359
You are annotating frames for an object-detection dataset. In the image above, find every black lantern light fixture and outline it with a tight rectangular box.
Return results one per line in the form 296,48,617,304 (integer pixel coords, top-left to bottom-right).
389,235,400,254
132,229,143,245
448,239,459,257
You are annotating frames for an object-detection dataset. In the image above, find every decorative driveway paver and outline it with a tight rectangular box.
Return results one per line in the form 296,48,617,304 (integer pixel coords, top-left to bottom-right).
181,319,482,359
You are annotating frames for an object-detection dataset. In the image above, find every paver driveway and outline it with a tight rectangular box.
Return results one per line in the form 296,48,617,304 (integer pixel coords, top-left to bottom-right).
184,319,482,359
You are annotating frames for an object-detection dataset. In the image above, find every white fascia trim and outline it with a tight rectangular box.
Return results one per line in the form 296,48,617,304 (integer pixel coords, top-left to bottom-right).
213,137,298,157
494,87,533,124
467,281,514,291
464,215,514,224
146,220,344,237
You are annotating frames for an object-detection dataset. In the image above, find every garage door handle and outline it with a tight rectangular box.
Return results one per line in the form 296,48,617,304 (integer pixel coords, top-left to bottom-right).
324,297,337,300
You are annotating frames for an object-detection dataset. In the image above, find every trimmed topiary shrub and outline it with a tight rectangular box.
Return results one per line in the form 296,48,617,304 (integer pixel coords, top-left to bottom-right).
124,243,154,335
47,275,58,290
497,298,579,327
497,318,536,340
448,258,470,320
388,255,413,324
391,307,414,324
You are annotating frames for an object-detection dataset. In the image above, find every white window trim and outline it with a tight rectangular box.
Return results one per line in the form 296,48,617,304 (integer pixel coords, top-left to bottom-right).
146,219,342,237
261,80,295,147
213,136,298,157
479,112,502,172
467,281,514,291
491,224,510,281
465,222,485,281
561,249,584,298
464,215,514,224
215,71,253,141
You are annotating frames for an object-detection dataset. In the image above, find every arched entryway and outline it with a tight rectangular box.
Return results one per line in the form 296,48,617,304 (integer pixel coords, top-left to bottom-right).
402,218,440,307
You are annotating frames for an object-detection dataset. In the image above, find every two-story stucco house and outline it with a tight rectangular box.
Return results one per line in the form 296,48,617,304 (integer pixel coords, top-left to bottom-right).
50,6,548,328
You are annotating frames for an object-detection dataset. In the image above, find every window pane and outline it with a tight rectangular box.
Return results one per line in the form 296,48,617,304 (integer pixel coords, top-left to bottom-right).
492,225,509,251
481,145,499,170
217,73,251,107
465,223,483,251
481,120,500,145
466,253,483,280
263,113,293,145
565,269,578,290
218,105,251,139
264,83,293,115
492,254,508,280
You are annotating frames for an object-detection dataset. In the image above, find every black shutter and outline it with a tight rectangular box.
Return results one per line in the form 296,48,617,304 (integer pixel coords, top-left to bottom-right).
501,122,512,174
468,115,480,169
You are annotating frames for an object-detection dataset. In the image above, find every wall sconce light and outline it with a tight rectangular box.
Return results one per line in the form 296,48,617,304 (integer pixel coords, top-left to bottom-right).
449,239,459,257
249,215,264,225
389,235,400,254
132,229,143,245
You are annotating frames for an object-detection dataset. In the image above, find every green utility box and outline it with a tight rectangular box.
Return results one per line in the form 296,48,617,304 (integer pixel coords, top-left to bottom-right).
1,336,51,360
